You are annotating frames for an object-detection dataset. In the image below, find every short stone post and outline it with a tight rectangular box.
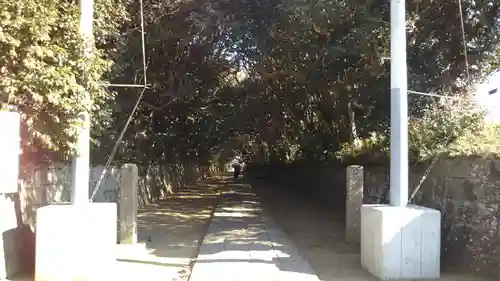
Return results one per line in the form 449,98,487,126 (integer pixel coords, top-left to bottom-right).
119,163,138,244
345,165,363,243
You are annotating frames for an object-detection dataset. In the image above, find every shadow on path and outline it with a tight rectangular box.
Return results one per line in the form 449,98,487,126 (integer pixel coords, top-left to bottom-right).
115,176,227,281
189,179,320,281
249,177,496,281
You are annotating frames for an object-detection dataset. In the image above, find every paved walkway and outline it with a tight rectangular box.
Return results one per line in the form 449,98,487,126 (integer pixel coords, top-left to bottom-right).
9,176,493,281
252,178,494,281
114,178,223,281
189,183,320,281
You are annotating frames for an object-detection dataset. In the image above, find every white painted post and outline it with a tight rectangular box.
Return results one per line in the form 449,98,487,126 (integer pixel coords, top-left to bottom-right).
71,0,93,205
389,0,409,207
119,164,138,244
345,165,363,243
360,4,441,277
0,111,22,279
0,112,21,194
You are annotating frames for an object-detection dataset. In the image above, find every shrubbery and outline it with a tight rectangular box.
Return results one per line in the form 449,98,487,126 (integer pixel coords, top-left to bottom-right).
336,93,500,164
0,0,128,164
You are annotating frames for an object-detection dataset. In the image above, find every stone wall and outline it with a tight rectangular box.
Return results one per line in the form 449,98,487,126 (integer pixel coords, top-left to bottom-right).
249,163,347,215
17,162,214,229
18,164,121,230
0,162,213,279
256,156,500,277
363,157,500,276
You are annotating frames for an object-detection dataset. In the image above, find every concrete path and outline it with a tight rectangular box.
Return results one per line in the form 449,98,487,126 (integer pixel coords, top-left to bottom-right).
189,183,320,281
251,178,495,281
6,177,224,281
10,176,492,281
113,178,223,281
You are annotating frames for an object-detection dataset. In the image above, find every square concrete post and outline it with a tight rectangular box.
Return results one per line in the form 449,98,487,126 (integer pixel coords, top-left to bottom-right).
35,203,117,281
345,165,363,243
119,164,138,244
0,195,20,279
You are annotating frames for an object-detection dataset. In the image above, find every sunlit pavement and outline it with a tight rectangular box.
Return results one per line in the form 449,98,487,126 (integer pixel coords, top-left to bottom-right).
190,183,320,281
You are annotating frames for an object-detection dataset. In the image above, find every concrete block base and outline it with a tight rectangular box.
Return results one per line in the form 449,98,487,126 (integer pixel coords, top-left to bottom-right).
35,203,117,281
361,204,441,280
1,194,24,279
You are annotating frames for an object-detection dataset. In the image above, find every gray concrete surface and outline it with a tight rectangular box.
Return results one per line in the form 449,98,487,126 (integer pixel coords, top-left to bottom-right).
8,175,494,281
189,183,320,281
251,177,495,281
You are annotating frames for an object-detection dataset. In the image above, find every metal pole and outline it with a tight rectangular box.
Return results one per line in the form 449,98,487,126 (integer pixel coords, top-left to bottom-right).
389,0,409,207
71,0,94,205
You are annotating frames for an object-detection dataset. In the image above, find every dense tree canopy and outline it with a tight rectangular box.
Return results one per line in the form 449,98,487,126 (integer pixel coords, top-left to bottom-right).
0,0,129,164
101,0,499,167
2,0,499,168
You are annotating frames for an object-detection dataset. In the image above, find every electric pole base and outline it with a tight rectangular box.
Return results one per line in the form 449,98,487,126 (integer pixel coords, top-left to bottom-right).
35,203,117,281
361,204,441,280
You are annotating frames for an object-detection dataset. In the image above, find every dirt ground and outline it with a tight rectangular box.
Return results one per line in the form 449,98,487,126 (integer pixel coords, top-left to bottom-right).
250,177,495,281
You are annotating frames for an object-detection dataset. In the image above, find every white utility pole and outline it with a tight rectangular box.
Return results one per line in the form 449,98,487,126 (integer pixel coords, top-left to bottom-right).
389,0,409,207
71,0,94,204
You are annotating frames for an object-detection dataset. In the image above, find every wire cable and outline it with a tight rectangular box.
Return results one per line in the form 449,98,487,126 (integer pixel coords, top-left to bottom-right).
89,87,147,201
408,140,447,202
457,0,471,83
406,0,474,203
89,0,148,201
408,90,472,102
407,90,474,202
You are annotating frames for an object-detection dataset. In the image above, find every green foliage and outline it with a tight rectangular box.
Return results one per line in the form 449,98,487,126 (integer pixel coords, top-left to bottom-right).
4,0,497,182
408,96,485,161
0,0,128,164
97,0,500,169
448,123,500,157
336,94,500,164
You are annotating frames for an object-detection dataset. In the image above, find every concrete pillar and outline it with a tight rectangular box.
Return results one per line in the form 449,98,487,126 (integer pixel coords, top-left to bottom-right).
35,203,117,281
345,165,363,243
0,112,24,279
0,112,21,194
119,164,138,244
0,195,20,279
361,205,441,279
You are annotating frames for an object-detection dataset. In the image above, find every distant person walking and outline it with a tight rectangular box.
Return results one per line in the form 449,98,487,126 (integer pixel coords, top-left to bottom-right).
231,156,243,179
